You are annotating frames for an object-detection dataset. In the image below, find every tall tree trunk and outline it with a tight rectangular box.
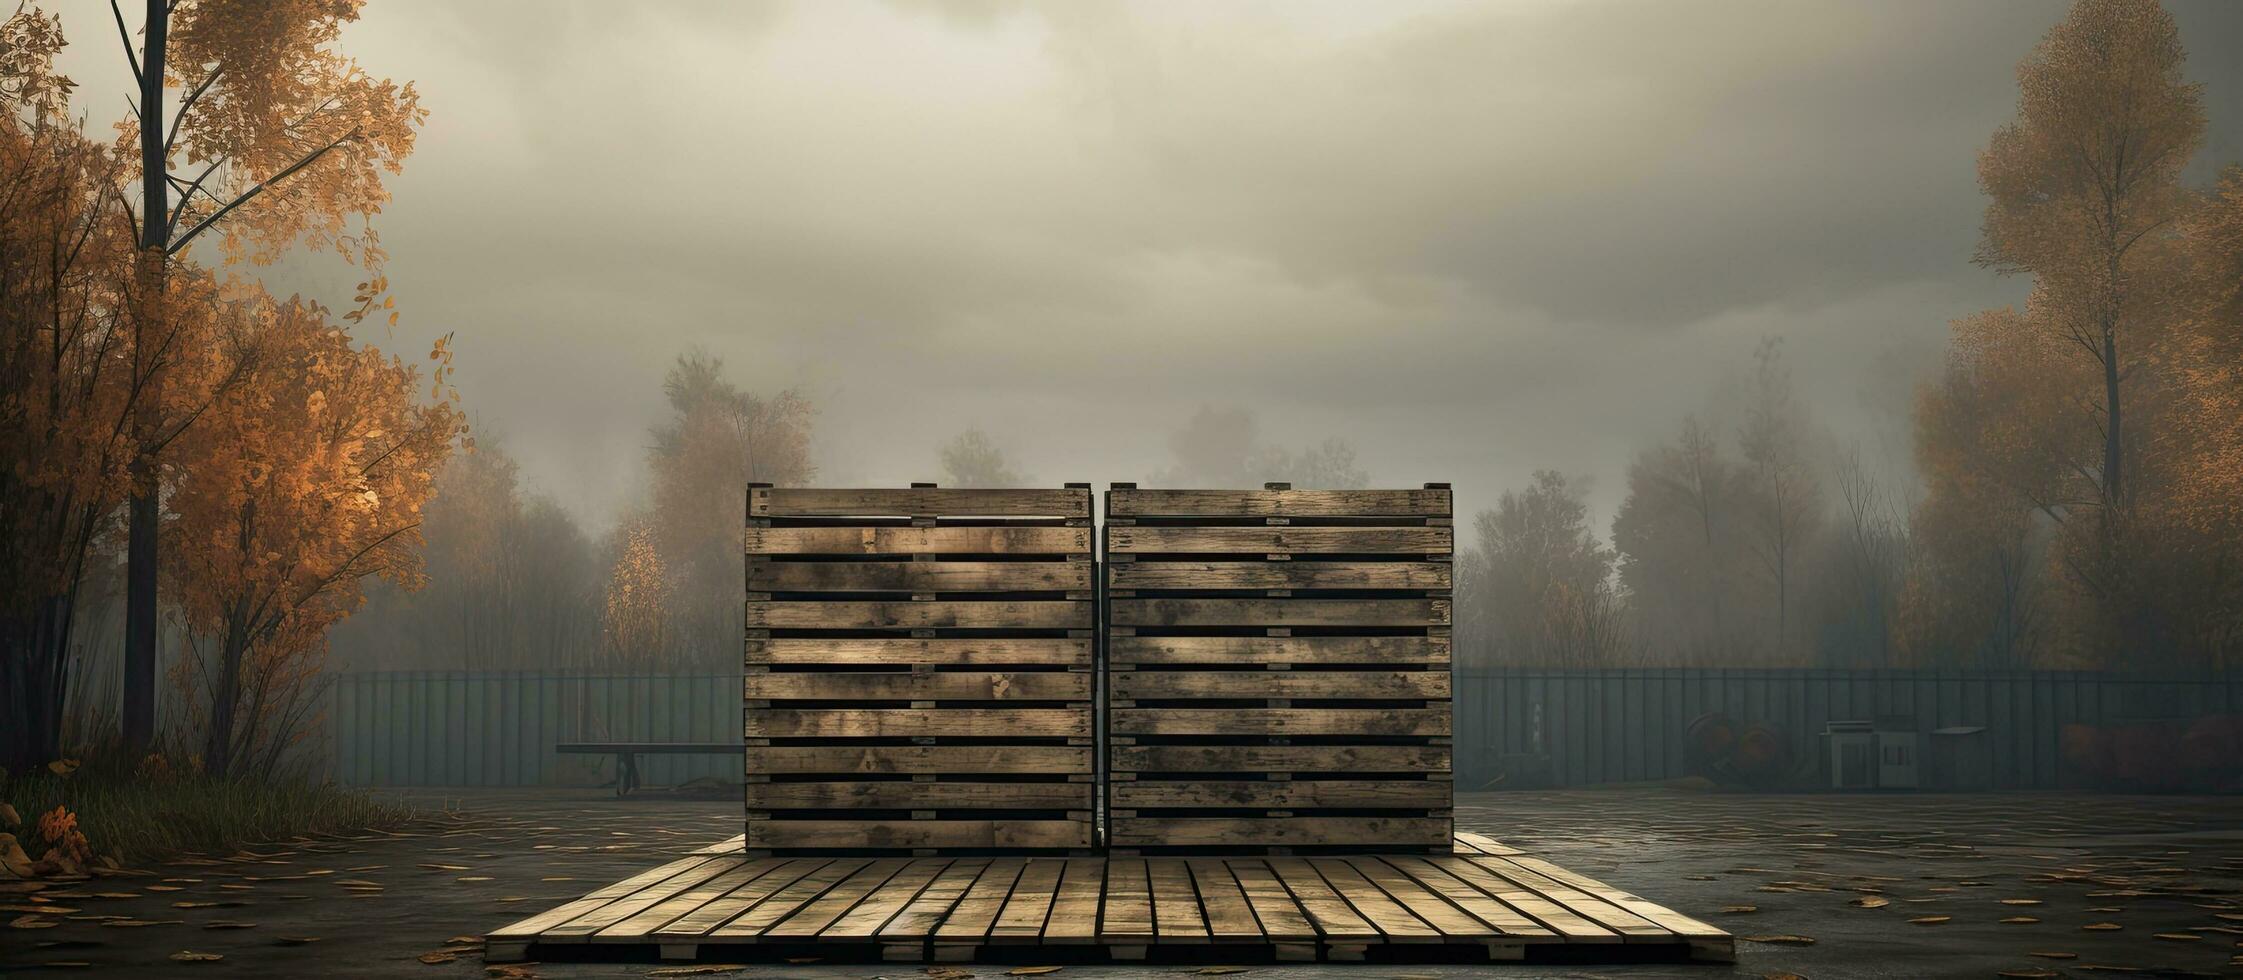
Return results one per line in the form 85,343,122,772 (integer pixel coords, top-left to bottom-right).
2102,326,2123,505
122,1,170,754
0,597,70,771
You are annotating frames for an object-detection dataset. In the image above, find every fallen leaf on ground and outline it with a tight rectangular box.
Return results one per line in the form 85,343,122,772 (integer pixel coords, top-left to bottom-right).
169,951,222,962
1851,896,1889,908
2153,932,2202,942
1721,905,1757,914
1195,969,1247,975
1008,969,1062,976
2081,922,2123,931
1740,935,1816,945
1,904,77,914
2002,899,2043,906
1910,916,1952,925
10,915,59,929
2002,916,2040,924
457,876,494,882
203,921,255,930
419,951,460,964
447,936,484,945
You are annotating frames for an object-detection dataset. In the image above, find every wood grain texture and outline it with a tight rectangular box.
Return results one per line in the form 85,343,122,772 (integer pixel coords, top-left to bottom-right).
1107,560,1451,591
753,487,1090,518
1108,817,1452,848
750,560,1091,592
746,671,1091,702
746,600,1091,629
748,637,1092,666
1108,635,1448,666
746,525,1090,556
747,707,1089,739
1109,670,1448,700
745,820,1090,850
1106,525,1450,555
746,745,1092,775
1107,488,1450,518
1108,597,1449,628
1110,707,1450,737
1109,743,1451,774
1109,779,1451,808
744,781,1093,810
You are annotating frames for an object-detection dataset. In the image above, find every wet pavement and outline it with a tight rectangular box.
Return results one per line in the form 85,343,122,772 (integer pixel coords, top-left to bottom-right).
2,788,2239,978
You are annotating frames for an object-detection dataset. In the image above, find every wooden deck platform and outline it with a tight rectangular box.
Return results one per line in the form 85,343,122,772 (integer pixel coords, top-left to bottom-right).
485,832,1732,965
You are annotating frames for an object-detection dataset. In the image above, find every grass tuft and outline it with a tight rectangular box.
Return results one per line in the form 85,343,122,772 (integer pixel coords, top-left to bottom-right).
2,755,416,865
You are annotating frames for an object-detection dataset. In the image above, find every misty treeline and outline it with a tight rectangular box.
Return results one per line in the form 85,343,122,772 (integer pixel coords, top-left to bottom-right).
1461,0,2243,673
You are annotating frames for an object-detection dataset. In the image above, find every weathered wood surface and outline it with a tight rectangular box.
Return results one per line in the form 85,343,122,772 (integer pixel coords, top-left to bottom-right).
1108,635,1448,665
1110,707,1451,737
746,599,1092,630
745,671,1091,701
1108,560,1451,590
1108,779,1452,808
748,637,1092,666
1109,743,1451,774
753,487,1091,518
1108,597,1449,627
745,820,1090,850
488,835,1730,963
747,707,1090,739
746,525,1090,555
745,745,1091,775
744,781,1092,809
750,560,1092,592
1109,670,1449,700
1108,488,1451,518
1105,817,1453,848
1106,525,1450,555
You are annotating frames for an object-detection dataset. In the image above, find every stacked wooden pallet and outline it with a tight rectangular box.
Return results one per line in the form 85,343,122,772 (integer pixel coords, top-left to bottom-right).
1104,484,1455,854
744,485,1096,855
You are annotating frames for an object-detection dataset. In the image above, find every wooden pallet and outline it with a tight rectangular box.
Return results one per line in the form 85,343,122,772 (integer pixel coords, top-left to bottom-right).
484,833,1732,965
1104,484,1455,854
745,484,1096,854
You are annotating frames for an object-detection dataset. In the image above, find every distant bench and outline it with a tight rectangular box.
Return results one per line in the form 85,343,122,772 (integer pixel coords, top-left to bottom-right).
555,742,741,797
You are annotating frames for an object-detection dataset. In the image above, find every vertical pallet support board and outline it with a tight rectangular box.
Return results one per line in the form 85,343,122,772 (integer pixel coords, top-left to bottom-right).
744,483,1097,855
1103,483,1455,854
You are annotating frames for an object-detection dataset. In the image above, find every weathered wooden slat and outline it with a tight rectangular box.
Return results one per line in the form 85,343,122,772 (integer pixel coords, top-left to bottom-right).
1097,858,1154,942
1042,859,1105,942
749,637,1092,666
1427,857,1618,942
599,857,788,938
1225,859,1316,941
1469,857,1672,940
1108,561,1451,591
1505,856,1725,939
991,860,1065,937
1109,744,1450,774
1306,858,1440,939
1345,857,1491,938
546,857,740,938
746,526,1090,556
1110,670,1448,700
933,858,1024,939
1108,817,1451,848
1453,831,1522,856
1108,779,1451,809
489,855,717,940
745,781,1092,810
1106,526,1450,555
764,859,910,937
1262,858,1378,941
747,600,1092,630
1109,598,1449,628
753,487,1090,518
1382,857,1555,937
820,859,952,938
1186,859,1262,941
712,858,875,936
747,671,1091,702
879,858,990,938
654,858,832,938
747,707,1089,739
748,745,1091,775
1107,488,1450,518
745,820,1090,850
1108,636,1447,666
1110,707,1449,737
750,560,1091,593
1149,858,1208,941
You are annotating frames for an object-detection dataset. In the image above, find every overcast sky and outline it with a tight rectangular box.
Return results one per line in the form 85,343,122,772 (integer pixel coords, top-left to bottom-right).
56,1,2243,533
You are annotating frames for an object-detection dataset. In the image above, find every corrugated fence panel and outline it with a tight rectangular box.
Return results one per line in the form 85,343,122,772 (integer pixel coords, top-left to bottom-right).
1452,668,2243,791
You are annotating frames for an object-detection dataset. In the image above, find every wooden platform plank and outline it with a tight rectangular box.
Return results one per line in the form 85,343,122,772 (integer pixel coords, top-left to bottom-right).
878,858,989,939
1382,856,1553,937
1109,598,1450,628
746,672,1092,702
1225,859,1316,942
600,857,788,938
753,487,1090,518
712,858,873,937
655,858,831,938
933,858,1024,940
1345,857,1491,938
1471,856,1676,941
489,855,718,940
747,744,1090,775
1106,488,1450,518
764,858,911,938
991,860,1065,938
1262,858,1378,941
1098,858,1154,942
545,856,740,939
750,560,1091,593
1106,526,1450,555
1109,636,1448,666
749,637,1092,666
1505,856,1727,940
748,707,1089,739
1454,830,1522,856
1107,560,1451,591
1187,859,1263,941
746,525,1089,556
1043,859,1106,942
1428,857,1619,942
1110,671,1449,700
745,781,1091,810
1303,858,1439,940
1110,707,1448,737
1149,858,1208,941
747,600,1092,630
822,859,952,938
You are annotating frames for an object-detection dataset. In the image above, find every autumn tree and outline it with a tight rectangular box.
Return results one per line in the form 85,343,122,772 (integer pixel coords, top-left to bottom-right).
1736,338,1822,657
107,0,426,750
161,293,460,778
1612,416,1758,664
601,516,672,671
938,428,1024,487
1458,471,1626,666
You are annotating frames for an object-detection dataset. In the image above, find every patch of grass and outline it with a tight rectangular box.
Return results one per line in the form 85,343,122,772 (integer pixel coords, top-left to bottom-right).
2,755,416,865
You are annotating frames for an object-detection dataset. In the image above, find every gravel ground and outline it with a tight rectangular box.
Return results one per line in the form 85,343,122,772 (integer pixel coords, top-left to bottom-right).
3,787,2239,979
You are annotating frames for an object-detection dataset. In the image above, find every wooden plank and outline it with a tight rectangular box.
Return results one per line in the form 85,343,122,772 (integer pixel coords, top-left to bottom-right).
745,820,1090,850
1263,858,1378,941
1107,526,1449,555
489,855,718,940
1109,779,1450,809
747,707,1089,739
655,858,832,938
1107,561,1450,591
990,859,1065,938
1454,831,1521,856
1042,859,1105,942
748,745,1091,775
747,600,1092,630
1149,858,1208,941
1109,598,1450,628
1466,857,1669,941
1382,857,1555,937
747,671,1091,702
1098,858,1154,942
880,858,990,938
1306,858,1440,940
750,560,1091,593
1344,857,1491,937
1110,744,1449,774
1110,671,1449,700
1428,857,1618,942
599,857,788,937
1109,636,1447,666
1187,859,1264,941
712,858,874,937
746,526,1089,556
1226,859,1316,941
745,781,1092,810
1107,817,1451,848
1110,707,1449,737
934,858,1024,939
753,487,1090,518
764,859,911,938
545,857,741,938
821,859,953,938
1107,488,1450,518
1502,856,1723,939
749,637,1092,666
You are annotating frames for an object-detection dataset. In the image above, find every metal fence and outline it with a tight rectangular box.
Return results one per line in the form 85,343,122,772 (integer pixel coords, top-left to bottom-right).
1453,668,2243,790
326,668,2243,790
